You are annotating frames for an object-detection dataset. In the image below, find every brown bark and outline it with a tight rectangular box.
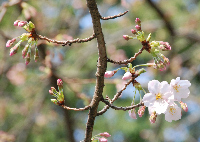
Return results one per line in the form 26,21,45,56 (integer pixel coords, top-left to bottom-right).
84,0,107,141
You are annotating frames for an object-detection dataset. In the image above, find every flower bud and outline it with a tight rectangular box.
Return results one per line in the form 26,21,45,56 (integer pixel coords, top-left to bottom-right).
22,44,29,59
149,111,157,124
18,21,27,27
100,132,111,138
9,40,21,56
128,109,137,119
123,35,129,41
99,137,108,142
122,72,132,80
34,46,39,62
6,38,16,47
135,25,141,31
135,18,141,25
13,20,20,26
180,101,188,112
138,106,146,117
25,51,31,65
104,71,116,78
131,29,137,34
159,41,171,51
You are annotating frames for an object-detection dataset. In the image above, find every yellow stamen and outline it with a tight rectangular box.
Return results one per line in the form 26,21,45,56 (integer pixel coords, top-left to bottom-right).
173,84,181,92
156,93,162,100
169,106,176,115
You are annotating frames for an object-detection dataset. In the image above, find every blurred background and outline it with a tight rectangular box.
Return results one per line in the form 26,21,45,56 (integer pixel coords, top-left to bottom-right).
0,0,200,141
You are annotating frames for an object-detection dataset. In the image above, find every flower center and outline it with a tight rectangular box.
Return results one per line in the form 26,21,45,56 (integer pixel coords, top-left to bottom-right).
169,106,176,115
156,93,162,100
173,84,181,92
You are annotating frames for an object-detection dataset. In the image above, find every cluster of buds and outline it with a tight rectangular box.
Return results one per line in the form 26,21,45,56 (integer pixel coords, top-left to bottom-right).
123,18,146,42
149,41,171,71
49,79,65,105
6,20,38,65
91,132,111,142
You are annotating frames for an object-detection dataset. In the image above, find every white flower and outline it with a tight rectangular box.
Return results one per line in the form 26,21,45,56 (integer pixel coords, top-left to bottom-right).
143,80,174,114
170,77,191,101
165,103,181,122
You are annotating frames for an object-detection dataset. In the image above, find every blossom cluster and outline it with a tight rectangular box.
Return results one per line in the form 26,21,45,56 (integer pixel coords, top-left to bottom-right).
6,20,38,65
143,77,191,123
123,18,171,71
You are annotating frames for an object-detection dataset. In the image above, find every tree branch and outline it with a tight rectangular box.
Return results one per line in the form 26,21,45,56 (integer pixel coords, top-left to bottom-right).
100,10,129,20
107,47,144,65
84,0,107,141
35,32,96,46
101,99,144,111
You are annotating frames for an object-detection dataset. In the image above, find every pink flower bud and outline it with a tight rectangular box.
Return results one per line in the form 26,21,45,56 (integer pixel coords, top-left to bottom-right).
123,35,129,41
13,20,20,26
57,79,63,86
99,137,108,142
6,38,16,47
135,25,141,31
122,72,132,80
25,51,31,65
149,111,157,124
100,132,111,138
135,18,141,24
18,21,27,27
128,109,137,119
104,71,116,78
180,101,188,112
138,106,146,117
131,29,137,34
159,41,171,51
49,90,54,95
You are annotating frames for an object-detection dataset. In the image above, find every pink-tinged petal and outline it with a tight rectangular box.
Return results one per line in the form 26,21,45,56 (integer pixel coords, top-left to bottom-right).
99,137,108,142
148,80,160,94
122,72,132,80
178,80,191,88
142,93,156,107
104,71,114,78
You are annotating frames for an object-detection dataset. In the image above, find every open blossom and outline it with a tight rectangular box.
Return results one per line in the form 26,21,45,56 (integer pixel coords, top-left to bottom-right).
170,77,191,101
165,103,181,122
143,80,174,114
122,72,132,80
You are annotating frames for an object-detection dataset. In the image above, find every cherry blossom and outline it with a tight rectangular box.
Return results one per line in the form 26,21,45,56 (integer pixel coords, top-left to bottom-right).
170,77,191,101
165,103,181,122
143,80,174,114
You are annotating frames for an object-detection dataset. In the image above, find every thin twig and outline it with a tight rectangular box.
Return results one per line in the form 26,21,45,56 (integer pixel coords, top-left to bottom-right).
107,48,144,65
36,33,96,46
100,10,129,20
62,105,90,111
101,99,144,111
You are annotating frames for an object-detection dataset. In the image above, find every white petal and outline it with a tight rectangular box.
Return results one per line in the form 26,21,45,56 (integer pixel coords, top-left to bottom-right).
142,93,156,107
148,80,160,94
